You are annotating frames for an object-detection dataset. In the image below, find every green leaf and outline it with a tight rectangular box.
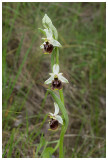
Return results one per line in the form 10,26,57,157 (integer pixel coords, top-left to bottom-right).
41,140,59,158
3,129,15,158
42,147,54,158
35,134,46,158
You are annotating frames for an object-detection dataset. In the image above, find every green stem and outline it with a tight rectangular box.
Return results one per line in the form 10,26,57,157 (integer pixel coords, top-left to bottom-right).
59,89,64,105
59,125,66,157
59,89,66,157
51,49,55,71
55,46,68,157
56,47,59,64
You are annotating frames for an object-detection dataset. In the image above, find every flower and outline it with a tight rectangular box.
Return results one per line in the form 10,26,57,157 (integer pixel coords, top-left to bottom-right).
44,64,68,90
49,102,63,130
40,28,61,54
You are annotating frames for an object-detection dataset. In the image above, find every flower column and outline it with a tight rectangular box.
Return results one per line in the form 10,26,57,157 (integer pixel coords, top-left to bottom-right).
39,14,69,158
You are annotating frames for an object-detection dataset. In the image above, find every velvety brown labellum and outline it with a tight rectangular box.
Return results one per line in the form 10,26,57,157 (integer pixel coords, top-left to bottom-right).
52,78,62,90
50,118,59,130
44,41,54,53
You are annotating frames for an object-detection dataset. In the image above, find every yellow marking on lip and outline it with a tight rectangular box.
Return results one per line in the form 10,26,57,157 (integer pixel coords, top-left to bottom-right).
54,75,58,78
48,128,58,132
49,115,56,120
44,52,49,54
54,88,58,91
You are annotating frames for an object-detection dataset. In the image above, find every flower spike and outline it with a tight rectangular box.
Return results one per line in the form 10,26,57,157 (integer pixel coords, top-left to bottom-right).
39,14,69,156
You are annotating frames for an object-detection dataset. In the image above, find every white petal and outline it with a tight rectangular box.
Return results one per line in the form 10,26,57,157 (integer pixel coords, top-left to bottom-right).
40,44,44,49
59,73,63,76
49,73,54,76
58,74,69,83
44,76,54,84
54,102,59,115
55,115,63,125
50,39,62,47
53,64,59,74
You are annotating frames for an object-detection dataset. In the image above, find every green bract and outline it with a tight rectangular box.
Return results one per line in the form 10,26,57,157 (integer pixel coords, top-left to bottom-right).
42,14,58,40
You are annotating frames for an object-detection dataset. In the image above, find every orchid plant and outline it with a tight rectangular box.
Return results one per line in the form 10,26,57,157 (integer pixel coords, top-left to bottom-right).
39,14,69,158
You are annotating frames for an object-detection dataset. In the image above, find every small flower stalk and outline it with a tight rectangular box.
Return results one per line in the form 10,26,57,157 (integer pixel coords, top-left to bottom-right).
39,14,69,158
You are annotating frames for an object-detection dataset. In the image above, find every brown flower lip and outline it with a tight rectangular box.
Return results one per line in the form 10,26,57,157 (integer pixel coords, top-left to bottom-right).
52,77,62,90
44,41,54,53
49,118,59,130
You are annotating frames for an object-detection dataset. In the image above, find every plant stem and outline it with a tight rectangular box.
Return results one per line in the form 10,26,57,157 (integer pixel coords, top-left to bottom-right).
59,89,64,105
55,46,68,157
56,47,59,64
51,49,55,72
59,89,67,158
59,125,66,157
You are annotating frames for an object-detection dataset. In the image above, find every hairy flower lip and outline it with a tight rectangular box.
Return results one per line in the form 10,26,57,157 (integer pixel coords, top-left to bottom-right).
44,41,54,53
52,78,62,90
49,119,59,130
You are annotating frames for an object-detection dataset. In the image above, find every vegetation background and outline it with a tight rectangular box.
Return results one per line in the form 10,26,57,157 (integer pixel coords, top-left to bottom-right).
2,2,106,158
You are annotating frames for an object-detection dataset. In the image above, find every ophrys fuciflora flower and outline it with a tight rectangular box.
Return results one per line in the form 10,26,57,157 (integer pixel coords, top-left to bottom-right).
45,64,68,90
49,102,63,130
40,28,61,54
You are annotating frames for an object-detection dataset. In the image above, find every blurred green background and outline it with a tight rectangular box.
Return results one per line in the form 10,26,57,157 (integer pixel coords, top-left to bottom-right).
2,2,106,158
